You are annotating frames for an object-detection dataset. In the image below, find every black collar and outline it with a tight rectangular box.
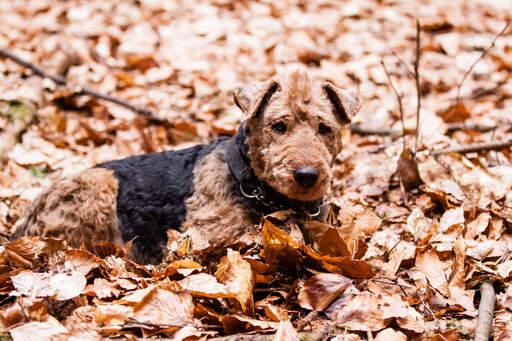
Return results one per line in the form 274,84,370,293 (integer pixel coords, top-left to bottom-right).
225,124,324,217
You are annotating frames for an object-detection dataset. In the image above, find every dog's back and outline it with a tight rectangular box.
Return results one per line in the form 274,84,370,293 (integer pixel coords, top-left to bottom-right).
97,139,225,262
13,139,226,264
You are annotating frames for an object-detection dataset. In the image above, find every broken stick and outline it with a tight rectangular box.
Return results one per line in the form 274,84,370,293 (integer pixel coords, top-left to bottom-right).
0,48,159,120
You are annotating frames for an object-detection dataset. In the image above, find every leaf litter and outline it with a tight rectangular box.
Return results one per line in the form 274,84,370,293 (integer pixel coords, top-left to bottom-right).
0,0,512,340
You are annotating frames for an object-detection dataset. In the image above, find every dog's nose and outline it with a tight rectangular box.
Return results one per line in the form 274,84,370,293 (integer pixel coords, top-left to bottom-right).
293,167,319,188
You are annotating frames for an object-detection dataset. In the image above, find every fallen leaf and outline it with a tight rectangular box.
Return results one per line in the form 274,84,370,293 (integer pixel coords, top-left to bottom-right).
326,292,390,332
179,273,235,299
215,249,254,313
132,287,195,329
415,250,449,296
298,273,352,311
374,328,407,341
10,316,68,341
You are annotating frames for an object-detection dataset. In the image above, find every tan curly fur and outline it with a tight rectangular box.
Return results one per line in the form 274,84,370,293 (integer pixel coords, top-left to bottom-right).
13,168,121,247
241,70,359,202
183,148,259,242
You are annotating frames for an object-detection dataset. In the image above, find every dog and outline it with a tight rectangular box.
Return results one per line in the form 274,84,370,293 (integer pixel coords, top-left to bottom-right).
11,70,361,264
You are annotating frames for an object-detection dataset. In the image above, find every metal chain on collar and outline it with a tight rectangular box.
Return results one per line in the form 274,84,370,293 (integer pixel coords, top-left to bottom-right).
239,183,323,217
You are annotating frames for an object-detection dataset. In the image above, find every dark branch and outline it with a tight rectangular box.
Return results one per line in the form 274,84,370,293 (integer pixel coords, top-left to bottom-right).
413,20,422,154
431,139,512,155
0,48,160,120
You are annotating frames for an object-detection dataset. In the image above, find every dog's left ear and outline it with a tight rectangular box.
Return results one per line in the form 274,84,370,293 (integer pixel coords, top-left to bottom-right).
233,80,280,118
322,82,361,124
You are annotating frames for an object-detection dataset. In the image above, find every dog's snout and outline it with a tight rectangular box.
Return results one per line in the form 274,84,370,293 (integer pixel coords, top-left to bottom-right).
293,167,319,188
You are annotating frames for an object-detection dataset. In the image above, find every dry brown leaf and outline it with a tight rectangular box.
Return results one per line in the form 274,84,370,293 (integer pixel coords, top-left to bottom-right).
440,103,471,123
316,227,350,258
495,310,512,341
221,314,279,335
465,212,490,240
11,270,86,300
179,273,236,299
261,219,301,267
10,316,68,341
215,249,254,313
326,292,390,332
63,249,99,276
374,328,407,341
439,207,465,233
415,250,449,296
298,273,352,311
132,287,195,329
430,328,459,341
397,149,424,191
94,304,133,328
84,278,121,299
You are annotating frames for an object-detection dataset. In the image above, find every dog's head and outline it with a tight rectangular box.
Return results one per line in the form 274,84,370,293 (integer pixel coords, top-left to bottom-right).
233,70,361,202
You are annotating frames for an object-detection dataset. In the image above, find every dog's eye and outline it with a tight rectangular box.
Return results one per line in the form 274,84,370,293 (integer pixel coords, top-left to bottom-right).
272,122,287,134
318,123,332,136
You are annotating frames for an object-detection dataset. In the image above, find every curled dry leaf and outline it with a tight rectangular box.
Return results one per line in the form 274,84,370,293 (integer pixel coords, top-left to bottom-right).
316,227,350,258
298,273,352,311
439,207,465,233
179,273,236,299
397,149,424,191
221,314,279,335
11,270,86,300
261,219,301,267
63,249,99,276
326,292,390,332
374,328,407,341
465,212,490,240
131,287,195,329
215,249,254,313
84,278,121,299
10,316,68,341
4,236,67,268
415,250,449,297
430,328,460,341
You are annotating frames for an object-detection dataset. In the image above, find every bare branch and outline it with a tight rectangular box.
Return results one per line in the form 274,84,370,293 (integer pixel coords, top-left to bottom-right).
381,60,406,147
413,20,422,154
456,21,511,104
389,49,415,78
431,139,512,155
0,48,160,120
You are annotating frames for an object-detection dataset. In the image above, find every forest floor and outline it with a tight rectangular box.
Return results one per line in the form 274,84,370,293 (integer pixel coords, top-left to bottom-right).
1,0,512,340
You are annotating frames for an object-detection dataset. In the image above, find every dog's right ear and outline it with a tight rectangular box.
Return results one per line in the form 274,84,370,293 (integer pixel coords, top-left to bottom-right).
322,82,361,124
233,80,280,118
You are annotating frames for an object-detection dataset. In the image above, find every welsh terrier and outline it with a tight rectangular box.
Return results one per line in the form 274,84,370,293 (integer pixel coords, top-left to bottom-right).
12,71,361,264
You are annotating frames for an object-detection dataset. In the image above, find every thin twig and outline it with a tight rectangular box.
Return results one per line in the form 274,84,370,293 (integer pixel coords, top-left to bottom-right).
474,280,496,341
456,21,511,104
413,20,422,154
445,123,497,134
0,48,159,120
381,60,406,148
296,310,318,332
349,124,403,136
431,139,512,156
349,122,499,137
389,49,415,78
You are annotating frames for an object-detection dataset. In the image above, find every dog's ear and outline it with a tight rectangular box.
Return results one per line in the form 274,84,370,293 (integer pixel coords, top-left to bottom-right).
322,82,361,124
233,80,280,118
